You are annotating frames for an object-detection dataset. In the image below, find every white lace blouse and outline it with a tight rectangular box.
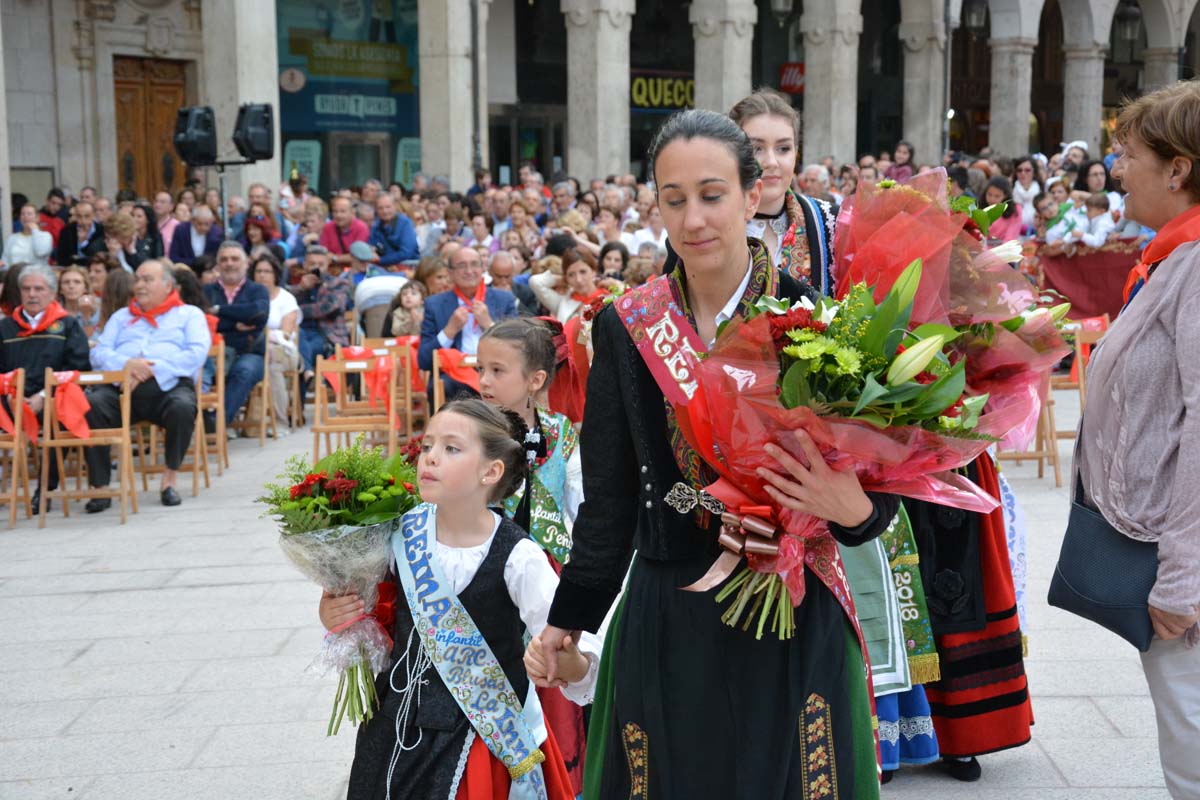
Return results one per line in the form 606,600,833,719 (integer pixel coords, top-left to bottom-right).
429,513,603,704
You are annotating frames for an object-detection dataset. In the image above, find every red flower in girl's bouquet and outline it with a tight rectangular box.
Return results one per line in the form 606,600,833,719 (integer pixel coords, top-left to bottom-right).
290,471,327,499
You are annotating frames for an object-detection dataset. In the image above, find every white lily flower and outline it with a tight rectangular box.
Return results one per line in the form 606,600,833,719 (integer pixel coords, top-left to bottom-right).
988,240,1023,264
799,294,839,325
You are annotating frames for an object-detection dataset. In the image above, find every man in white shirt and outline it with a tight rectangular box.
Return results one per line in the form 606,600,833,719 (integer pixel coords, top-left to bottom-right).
86,260,211,510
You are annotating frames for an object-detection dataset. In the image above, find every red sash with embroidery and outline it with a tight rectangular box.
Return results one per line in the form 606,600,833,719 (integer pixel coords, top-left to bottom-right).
612,277,705,405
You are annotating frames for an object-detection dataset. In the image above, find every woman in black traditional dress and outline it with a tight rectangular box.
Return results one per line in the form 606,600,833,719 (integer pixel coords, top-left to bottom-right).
536,110,898,799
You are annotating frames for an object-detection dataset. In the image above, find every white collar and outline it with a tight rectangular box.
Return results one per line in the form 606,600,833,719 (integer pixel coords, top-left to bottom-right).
710,250,754,345
23,309,45,326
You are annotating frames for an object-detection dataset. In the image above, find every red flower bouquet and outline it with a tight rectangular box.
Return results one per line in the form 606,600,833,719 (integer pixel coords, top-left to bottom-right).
670,170,1069,639
260,439,420,734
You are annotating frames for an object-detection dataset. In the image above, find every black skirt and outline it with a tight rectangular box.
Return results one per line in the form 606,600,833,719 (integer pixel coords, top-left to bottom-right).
592,555,880,800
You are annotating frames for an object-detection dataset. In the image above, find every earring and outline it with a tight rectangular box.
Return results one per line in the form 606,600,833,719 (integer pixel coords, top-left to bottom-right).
1170,184,1178,191
526,394,532,409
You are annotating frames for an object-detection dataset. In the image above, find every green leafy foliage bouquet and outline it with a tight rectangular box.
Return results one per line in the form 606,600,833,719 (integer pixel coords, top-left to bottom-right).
260,440,419,735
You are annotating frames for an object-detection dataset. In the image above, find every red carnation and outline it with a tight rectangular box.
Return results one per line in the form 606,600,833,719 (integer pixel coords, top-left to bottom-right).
289,471,328,499
324,471,359,504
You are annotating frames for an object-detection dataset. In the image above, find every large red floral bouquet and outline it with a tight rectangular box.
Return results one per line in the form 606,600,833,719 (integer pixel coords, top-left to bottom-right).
673,170,1069,639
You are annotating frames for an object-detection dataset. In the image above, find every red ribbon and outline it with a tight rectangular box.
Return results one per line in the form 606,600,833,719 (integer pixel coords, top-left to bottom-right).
435,348,481,391
452,282,487,332
52,372,91,439
325,580,398,649
327,346,393,410
0,370,39,442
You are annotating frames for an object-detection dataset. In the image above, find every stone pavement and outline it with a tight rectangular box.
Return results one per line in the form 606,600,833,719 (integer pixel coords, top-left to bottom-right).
0,394,1170,800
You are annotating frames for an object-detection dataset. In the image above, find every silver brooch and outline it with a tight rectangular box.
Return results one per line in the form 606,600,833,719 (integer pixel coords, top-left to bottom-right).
664,482,726,516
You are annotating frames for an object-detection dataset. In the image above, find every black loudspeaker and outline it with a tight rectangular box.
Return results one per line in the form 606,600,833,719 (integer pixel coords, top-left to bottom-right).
173,106,218,166
232,103,274,161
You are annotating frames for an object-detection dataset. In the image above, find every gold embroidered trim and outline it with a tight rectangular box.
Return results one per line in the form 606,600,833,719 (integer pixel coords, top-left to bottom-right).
800,693,839,799
507,747,545,779
622,722,649,800
908,652,942,685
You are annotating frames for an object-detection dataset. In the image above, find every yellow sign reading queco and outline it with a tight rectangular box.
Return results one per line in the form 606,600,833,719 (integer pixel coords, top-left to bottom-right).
630,74,695,110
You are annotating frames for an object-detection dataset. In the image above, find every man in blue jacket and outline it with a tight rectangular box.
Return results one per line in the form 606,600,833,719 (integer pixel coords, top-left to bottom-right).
203,242,269,425
168,205,223,268
368,194,419,266
418,246,516,402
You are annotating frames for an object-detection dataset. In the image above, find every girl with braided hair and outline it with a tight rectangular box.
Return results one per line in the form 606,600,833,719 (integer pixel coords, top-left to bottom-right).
320,398,594,800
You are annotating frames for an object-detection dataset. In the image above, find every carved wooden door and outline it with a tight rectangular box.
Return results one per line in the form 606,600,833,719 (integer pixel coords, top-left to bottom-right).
114,57,188,199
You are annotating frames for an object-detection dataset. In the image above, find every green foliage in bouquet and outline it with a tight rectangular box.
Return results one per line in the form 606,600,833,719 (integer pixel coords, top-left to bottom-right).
260,437,421,534
748,260,990,437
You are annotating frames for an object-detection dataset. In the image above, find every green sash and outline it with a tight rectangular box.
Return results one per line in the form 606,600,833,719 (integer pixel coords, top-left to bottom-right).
879,505,940,684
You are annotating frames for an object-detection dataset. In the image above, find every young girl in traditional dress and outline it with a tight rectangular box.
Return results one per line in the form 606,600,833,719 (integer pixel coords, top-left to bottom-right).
319,399,588,800
475,318,587,792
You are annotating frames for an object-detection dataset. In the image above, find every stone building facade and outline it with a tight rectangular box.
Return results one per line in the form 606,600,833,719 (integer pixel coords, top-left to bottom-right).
2,0,1200,231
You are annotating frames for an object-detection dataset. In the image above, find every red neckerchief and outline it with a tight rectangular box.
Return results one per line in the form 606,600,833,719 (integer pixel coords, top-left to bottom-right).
128,290,184,327
1123,204,1200,303
220,278,246,305
452,282,487,332
13,302,69,337
570,287,607,305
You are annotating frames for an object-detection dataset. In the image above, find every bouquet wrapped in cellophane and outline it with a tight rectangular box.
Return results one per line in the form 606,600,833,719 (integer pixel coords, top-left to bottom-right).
674,169,1069,639
260,439,420,734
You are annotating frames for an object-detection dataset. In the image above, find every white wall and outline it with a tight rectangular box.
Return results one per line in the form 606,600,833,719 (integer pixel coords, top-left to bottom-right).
2,0,60,171
487,0,518,104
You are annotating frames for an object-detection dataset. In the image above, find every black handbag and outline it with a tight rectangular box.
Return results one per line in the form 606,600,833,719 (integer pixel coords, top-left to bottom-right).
1047,476,1158,651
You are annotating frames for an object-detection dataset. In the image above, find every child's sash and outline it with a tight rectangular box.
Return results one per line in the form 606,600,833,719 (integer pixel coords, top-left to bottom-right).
394,504,548,800
505,413,577,564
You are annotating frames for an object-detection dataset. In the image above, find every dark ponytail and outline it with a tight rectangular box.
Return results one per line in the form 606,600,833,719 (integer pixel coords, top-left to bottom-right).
647,109,761,192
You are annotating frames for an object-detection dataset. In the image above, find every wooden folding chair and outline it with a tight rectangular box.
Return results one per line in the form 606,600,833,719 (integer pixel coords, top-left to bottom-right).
335,341,420,443
431,350,477,413
361,336,426,432
228,344,276,445
133,366,211,497
40,368,138,526
996,390,1063,488
1052,315,1109,441
199,344,229,473
0,369,34,527
311,354,399,464
1073,327,1106,414
345,309,360,346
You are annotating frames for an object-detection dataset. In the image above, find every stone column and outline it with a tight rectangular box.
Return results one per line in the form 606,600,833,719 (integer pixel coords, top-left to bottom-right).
562,0,636,181
0,6,10,231
1062,45,1106,158
689,0,756,113
1143,47,1181,91
799,6,863,166
987,37,1036,157
201,0,281,197
417,0,476,190
899,19,946,168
